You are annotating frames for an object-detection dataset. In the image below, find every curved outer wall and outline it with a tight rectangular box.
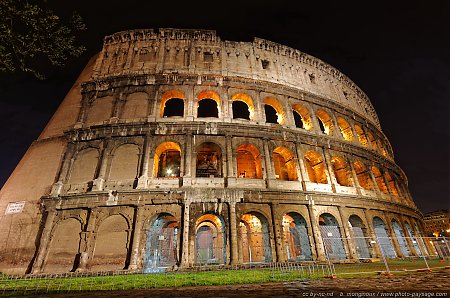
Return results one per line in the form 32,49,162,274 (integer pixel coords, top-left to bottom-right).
0,29,426,274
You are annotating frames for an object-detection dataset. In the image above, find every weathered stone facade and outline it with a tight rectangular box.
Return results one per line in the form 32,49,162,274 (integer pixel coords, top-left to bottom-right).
0,29,428,274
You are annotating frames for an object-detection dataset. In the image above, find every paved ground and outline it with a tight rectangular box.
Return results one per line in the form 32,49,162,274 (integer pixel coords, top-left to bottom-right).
27,269,450,297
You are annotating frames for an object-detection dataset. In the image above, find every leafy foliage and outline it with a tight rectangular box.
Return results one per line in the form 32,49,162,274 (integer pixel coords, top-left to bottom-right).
0,0,86,79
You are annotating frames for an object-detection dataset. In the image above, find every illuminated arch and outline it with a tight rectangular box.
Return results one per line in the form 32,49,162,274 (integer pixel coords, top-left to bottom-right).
236,144,263,179
160,90,185,118
331,156,352,187
354,125,369,147
336,117,354,141
316,109,334,135
353,161,373,190
304,150,327,184
273,146,298,181
153,142,181,178
371,166,389,194
377,139,389,157
239,212,272,263
367,132,378,150
263,97,285,124
231,93,254,120
292,103,312,130
385,171,399,196
197,90,221,118
195,213,226,265
196,142,222,177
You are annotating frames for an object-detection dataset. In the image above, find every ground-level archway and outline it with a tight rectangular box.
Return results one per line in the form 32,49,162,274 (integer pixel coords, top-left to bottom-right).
373,217,396,258
195,213,226,265
239,212,272,263
282,213,312,261
143,213,179,273
319,213,346,260
392,220,410,257
348,215,371,259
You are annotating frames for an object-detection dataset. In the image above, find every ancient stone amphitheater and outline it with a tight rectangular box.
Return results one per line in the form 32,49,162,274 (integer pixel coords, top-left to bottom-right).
0,29,429,274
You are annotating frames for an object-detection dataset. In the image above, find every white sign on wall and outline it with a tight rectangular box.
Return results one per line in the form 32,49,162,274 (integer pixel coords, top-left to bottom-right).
5,201,25,214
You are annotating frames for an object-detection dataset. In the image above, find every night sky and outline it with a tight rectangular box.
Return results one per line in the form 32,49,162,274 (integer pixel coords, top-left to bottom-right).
0,1,448,214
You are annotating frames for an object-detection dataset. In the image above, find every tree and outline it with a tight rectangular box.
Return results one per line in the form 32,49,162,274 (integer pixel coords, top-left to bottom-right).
0,0,86,79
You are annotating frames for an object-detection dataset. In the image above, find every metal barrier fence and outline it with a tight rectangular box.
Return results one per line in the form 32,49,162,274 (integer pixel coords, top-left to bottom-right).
0,236,448,296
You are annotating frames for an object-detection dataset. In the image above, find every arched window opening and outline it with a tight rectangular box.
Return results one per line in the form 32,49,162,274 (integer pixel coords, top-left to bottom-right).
377,139,388,157
304,150,327,184
282,213,312,261
316,110,334,135
373,217,396,258
292,104,312,130
371,166,389,194
392,220,411,256
353,161,373,190
404,222,420,255
354,125,369,147
385,172,399,197
68,148,99,184
109,144,140,181
337,117,354,141
331,156,352,187
273,146,298,181
263,97,284,124
367,132,377,150
196,142,222,177
236,144,262,179
348,215,371,259
239,212,272,263
143,213,179,272
232,101,250,120
232,93,254,120
160,90,185,118
154,142,181,178
163,98,184,117
198,98,219,118
195,213,226,265
197,90,220,118
319,213,346,260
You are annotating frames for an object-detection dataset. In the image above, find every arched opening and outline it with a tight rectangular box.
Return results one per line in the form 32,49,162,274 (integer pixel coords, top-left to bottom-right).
109,144,140,181
263,97,284,124
282,213,312,261
273,146,298,181
319,213,346,260
197,90,220,118
336,117,354,141
348,215,371,259
304,150,327,184
196,142,222,177
236,144,263,179
353,161,373,190
231,93,254,120
377,139,389,157
195,213,226,265
160,90,185,118
316,110,334,135
404,222,420,255
153,142,181,178
163,98,184,117
354,125,369,147
367,132,378,150
385,172,399,197
43,218,81,273
371,166,389,194
239,212,272,263
91,215,129,271
68,148,99,184
331,156,352,187
373,217,397,258
292,104,312,130
392,220,410,257
143,213,178,273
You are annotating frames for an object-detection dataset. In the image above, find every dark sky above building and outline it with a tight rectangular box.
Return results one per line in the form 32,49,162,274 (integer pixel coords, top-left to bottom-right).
0,0,448,214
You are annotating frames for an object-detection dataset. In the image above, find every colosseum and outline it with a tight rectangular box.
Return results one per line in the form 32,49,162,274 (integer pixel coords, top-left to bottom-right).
0,28,431,274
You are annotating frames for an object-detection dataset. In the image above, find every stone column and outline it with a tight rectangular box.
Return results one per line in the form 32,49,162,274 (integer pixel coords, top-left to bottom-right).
363,210,381,258
348,160,362,195
383,212,404,258
226,135,234,178
137,135,151,188
77,208,97,271
307,202,326,261
367,164,382,196
322,149,337,192
263,138,275,180
92,140,110,191
180,200,191,267
128,206,145,270
229,201,239,264
31,210,57,273
271,203,286,262
337,206,357,260
399,216,418,257
51,143,76,196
